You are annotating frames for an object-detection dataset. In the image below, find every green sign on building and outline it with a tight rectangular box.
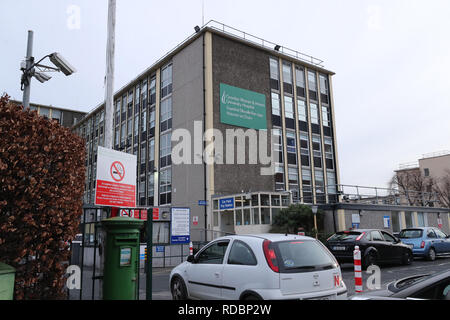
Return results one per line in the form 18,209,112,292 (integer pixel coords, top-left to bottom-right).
220,83,267,130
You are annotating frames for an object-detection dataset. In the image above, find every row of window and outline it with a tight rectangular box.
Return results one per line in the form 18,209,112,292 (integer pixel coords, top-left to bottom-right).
78,63,173,206
269,57,336,204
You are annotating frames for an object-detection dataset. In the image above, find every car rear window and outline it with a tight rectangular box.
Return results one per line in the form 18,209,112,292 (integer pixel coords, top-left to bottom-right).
328,232,361,241
274,240,336,272
398,229,423,239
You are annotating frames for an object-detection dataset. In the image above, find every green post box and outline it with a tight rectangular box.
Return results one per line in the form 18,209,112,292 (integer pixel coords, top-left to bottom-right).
0,263,16,300
101,216,144,300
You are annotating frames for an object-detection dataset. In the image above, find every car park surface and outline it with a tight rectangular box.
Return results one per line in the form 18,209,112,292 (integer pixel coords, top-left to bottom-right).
169,234,347,300
398,227,450,261
350,268,450,300
325,229,413,269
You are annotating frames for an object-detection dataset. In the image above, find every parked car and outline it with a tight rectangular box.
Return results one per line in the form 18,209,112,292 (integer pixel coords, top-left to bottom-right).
397,227,450,261
169,234,347,300
325,229,413,269
351,269,450,300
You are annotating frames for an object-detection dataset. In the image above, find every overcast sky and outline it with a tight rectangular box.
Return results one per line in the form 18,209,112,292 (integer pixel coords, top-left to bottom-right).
1,0,449,190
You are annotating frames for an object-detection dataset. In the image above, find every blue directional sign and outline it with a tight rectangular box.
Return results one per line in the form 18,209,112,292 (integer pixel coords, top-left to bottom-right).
219,197,235,210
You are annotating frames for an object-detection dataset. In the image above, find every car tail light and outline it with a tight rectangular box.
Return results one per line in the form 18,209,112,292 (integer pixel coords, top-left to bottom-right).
421,241,425,248
263,240,279,273
356,232,366,241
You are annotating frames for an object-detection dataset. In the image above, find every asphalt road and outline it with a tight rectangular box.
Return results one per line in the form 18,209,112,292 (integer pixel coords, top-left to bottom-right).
341,256,450,296
69,256,450,300
149,256,450,300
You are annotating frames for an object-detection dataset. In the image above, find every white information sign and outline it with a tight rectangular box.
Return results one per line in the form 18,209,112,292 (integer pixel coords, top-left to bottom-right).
170,207,190,244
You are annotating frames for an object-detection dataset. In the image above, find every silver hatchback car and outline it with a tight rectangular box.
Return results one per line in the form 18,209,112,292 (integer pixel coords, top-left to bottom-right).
169,234,347,300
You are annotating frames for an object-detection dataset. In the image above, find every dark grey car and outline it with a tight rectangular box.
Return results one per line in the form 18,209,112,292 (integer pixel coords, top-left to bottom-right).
351,269,450,300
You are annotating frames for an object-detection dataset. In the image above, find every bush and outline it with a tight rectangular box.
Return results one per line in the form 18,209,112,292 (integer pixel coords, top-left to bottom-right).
0,95,86,299
270,204,325,236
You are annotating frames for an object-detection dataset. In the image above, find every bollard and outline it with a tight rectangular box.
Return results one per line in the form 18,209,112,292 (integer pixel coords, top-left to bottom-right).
189,242,193,256
354,245,363,293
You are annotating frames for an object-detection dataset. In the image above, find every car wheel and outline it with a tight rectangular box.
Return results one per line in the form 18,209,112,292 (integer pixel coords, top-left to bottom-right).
427,248,436,261
171,276,188,300
402,251,413,265
364,251,377,269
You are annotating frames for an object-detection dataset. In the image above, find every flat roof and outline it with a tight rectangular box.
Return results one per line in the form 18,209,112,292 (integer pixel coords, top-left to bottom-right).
10,99,86,115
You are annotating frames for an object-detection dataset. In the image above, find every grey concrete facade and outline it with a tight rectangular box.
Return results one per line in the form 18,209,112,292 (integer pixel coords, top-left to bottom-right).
211,33,275,196
171,35,206,240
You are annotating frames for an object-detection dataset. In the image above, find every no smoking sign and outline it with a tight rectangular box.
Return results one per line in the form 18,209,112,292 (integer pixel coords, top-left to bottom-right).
95,146,137,207
110,161,125,182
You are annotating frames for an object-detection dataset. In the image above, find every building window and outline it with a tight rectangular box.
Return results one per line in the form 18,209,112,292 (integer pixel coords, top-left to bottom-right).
286,131,297,165
327,170,337,195
160,96,172,132
160,168,172,205
319,74,328,95
424,168,430,177
297,99,307,122
149,76,156,105
261,208,270,224
271,92,281,113
288,167,299,186
324,137,334,169
299,132,310,166
127,118,132,141
127,91,133,117
121,95,127,122
322,105,330,127
160,132,172,168
284,95,294,118
308,71,317,92
141,79,148,109
120,124,126,145
149,106,156,137
139,175,146,205
302,168,313,203
273,128,283,164
312,134,322,168
296,67,305,89
161,63,173,98
310,102,319,125
315,170,325,203
319,74,329,103
275,165,285,191
269,57,279,90
141,110,147,133
284,95,294,129
282,61,292,84
40,107,49,119
115,100,121,125
148,138,155,171
134,115,139,139
282,61,292,93
269,57,279,80
148,173,154,206
308,70,317,101
51,109,61,123
134,84,140,112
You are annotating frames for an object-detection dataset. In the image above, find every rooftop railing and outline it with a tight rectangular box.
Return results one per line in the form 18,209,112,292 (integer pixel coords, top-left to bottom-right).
204,20,325,67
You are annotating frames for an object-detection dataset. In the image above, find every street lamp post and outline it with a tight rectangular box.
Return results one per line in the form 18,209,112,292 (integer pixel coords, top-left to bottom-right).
311,205,318,239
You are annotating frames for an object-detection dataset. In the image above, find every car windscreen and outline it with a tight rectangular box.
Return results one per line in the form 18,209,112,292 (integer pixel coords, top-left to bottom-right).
274,240,336,272
327,232,361,241
398,229,423,239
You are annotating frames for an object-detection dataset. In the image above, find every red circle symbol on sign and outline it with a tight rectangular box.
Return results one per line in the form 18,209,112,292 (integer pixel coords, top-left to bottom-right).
110,161,125,182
